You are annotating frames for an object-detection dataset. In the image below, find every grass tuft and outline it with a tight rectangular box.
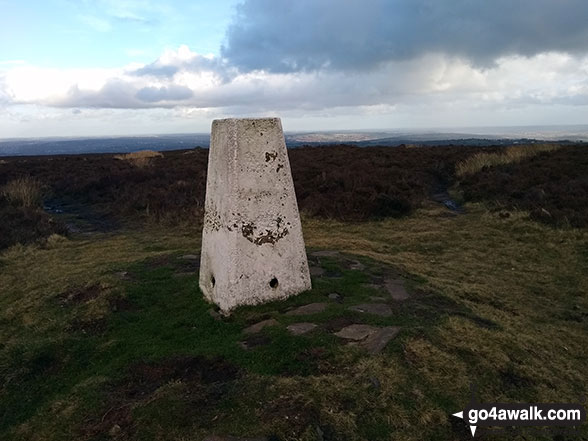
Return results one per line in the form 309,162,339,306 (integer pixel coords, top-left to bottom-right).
114,150,163,168
455,144,560,178
1,177,43,207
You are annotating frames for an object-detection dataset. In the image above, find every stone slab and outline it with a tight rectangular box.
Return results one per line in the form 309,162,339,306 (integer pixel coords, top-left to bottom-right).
360,326,400,354
328,292,343,302
348,260,365,271
309,266,325,277
287,322,318,335
243,318,279,334
334,324,378,341
384,279,410,300
285,302,328,316
349,303,393,317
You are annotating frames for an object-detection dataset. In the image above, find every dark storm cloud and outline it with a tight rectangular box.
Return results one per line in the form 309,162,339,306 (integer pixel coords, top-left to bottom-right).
221,0,588,73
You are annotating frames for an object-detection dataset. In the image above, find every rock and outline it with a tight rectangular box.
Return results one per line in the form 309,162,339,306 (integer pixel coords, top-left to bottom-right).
384,279,409,300
334,324,378,341
335,325,400,354
369,296,386,302
109,424,121,437
311,250,340,258
243,318,279,334
360,326,400,354
348,260,365,271
309,266,325,277
239,334,271,350
287,323,318,335
285,302,328,316
328,292,343,303
349,303,393,317
115,271,131,280
180,254,200,260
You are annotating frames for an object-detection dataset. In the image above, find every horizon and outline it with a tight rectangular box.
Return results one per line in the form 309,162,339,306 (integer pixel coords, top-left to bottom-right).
2,123,588,142
2,1,588,139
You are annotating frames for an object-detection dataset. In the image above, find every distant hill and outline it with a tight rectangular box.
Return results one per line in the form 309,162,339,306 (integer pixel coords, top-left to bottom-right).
1,126,586,156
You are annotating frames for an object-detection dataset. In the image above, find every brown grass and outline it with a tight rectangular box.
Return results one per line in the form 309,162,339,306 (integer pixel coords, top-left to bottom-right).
1,177,43,207
114,150,163,168
455,143,560,178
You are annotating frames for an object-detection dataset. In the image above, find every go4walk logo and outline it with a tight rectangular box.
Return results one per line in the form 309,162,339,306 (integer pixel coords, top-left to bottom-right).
452,385,586,437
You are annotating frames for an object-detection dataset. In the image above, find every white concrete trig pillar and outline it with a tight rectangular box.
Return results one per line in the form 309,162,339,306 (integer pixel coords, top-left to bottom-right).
199,118,311,313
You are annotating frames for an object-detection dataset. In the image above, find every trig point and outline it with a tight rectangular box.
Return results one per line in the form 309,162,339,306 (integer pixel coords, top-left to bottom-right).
199,118,311,313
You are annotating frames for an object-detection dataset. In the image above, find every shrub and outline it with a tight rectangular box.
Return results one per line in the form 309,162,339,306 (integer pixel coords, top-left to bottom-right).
114,150,163,168
1,177,43,207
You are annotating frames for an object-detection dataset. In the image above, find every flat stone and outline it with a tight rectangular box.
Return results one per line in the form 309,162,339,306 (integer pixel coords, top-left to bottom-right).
287,322,318,335
309,266,325,277
349,303,393,317
360,326,400,354
311,250,340,258
348,260,365,271
115,271,131,280
243,318,279,334
286,302,328,316
239,334,271,350
328,292,343,303
180,254,200,260
334,324,378,341
323,316,356,332
384,279,410,300
369,296,387,301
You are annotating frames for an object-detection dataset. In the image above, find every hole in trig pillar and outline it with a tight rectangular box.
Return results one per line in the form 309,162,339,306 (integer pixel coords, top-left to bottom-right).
269,277,279,289
211,275,216,288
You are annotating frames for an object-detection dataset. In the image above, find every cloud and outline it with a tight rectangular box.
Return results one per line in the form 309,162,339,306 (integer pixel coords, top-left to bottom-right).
136,85,193,102
221,0,588,73
2,47,588,121
132,45,223,78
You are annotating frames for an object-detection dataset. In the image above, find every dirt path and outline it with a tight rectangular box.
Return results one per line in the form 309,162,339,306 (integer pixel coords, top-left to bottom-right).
43,198,119,234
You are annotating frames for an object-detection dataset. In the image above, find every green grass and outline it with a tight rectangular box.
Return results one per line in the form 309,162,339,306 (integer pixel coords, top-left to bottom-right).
1,203,587,440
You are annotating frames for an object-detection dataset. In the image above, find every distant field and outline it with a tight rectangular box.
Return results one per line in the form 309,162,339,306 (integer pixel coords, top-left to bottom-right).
0,143,587,440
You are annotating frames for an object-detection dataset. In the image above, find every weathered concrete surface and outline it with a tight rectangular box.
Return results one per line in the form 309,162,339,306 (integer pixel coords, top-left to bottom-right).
199,118,311,313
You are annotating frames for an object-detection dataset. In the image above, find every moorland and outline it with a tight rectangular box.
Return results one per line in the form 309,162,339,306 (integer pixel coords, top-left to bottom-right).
0,143,587,440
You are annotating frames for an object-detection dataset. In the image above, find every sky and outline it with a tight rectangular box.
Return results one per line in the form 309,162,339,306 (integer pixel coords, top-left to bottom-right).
1,0,588,138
